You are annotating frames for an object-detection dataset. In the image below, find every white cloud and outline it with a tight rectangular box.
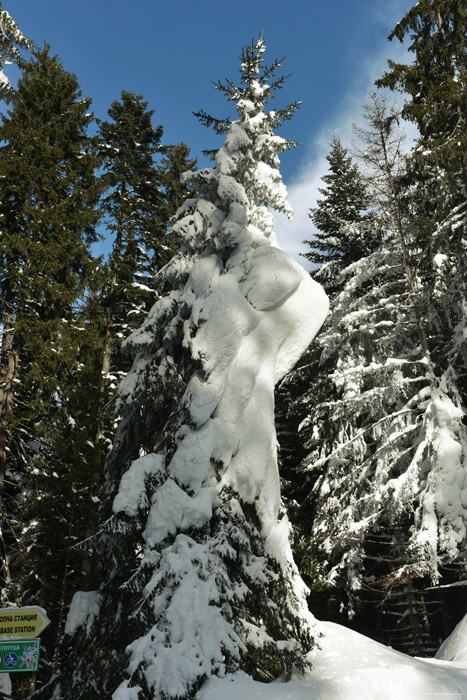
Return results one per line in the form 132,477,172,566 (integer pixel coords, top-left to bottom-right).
274,2,417,269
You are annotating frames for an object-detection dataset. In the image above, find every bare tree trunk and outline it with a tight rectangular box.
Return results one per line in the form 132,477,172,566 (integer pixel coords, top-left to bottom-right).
0,309,19,499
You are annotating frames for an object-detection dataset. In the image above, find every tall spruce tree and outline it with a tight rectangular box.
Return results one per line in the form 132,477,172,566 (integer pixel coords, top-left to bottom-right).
277,137,376,561
93,96,196,426
157,143,198,223
287,72,467,654
0,44,101,694
373,0,467,644
303,136,376,289
67,99,198,604
286,98,437,655
98,91,166,356
377,0,467,394
48,37,328,700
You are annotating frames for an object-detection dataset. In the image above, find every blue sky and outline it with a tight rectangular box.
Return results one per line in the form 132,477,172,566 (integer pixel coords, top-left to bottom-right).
7,0,415,263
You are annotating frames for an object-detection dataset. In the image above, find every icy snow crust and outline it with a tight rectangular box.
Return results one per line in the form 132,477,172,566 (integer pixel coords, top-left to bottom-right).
106,48,329,700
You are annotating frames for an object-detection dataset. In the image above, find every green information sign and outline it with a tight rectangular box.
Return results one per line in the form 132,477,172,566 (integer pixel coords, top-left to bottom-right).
0,639,41,673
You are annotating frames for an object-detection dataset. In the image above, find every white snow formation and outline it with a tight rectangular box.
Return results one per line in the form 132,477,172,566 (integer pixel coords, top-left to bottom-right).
68,38,329,700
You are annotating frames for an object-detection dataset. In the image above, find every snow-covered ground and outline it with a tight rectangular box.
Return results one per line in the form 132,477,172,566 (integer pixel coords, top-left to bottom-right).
199,619,467,700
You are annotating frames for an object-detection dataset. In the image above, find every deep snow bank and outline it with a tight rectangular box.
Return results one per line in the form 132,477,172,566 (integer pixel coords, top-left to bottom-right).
199,621,467,700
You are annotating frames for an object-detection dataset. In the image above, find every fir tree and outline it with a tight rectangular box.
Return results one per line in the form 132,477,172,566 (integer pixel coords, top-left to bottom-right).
289,84,467,655
157,143,198,222
377,0,467,392
304,135,377,290
98,91,166,341
286,97,430,654
373,0,467,642
277,136,376,576
0,44,101,693
50,37,328,700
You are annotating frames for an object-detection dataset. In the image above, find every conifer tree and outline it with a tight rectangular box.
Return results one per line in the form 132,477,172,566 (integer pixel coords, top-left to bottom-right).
372,0,467,642
0,44,101,692
277,136,376,555
157,143,198,222
303,136,377,291
289,82,467,654
377,0,467,394
98,91,166,346
94,94,196,409
67,100,198,609
285,98,429,653
50,37,328,700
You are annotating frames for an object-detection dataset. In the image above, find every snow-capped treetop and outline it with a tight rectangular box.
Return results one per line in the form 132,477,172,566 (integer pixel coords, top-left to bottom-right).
57,37,328,700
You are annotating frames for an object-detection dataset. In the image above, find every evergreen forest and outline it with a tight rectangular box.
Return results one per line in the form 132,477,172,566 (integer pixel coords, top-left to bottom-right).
1,1,467,699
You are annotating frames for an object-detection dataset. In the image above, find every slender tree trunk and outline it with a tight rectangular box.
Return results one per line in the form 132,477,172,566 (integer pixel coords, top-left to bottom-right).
0,308,20,499
378,124,432,364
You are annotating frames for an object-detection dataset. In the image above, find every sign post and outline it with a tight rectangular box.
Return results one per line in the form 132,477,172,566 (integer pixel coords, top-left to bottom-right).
0,639,41,673
0,607,49,676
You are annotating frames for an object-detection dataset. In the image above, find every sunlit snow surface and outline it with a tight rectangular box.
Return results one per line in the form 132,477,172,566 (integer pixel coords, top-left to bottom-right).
199,621,467,700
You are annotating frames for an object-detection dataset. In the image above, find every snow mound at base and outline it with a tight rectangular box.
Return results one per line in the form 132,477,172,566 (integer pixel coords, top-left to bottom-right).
436,612,467,663
198,621,467,700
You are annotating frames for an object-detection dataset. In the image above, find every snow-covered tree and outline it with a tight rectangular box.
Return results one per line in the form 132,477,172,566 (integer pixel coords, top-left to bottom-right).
50,37,328,700
288,80,467,654
377,0,467,390
375,0,467,637
0,3,30,101
303,136,378,293
285,108,428,644
277,136,378,578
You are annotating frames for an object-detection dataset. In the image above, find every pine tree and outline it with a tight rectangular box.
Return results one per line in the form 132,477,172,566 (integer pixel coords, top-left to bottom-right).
303,136,378,290
0,44,101,693
284,96,437,654
50,37,328,700
374,0,467,643
98,91,167,343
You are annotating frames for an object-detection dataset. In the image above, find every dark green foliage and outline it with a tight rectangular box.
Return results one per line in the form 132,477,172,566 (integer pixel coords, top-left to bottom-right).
98,91,165,332
279,0,467,659
378,0,467,389
304,136,378,291
96,93,196,382
157,143,198,223
0,41,102,508
377,0,467,143
0,45,102,695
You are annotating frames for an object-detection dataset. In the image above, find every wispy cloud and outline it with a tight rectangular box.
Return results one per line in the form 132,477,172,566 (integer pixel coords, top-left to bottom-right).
275,1,416,268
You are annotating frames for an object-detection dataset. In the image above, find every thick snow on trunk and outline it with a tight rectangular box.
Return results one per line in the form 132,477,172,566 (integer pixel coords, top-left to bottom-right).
152,244,327,539
103,38,329,699
110,155,328,698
